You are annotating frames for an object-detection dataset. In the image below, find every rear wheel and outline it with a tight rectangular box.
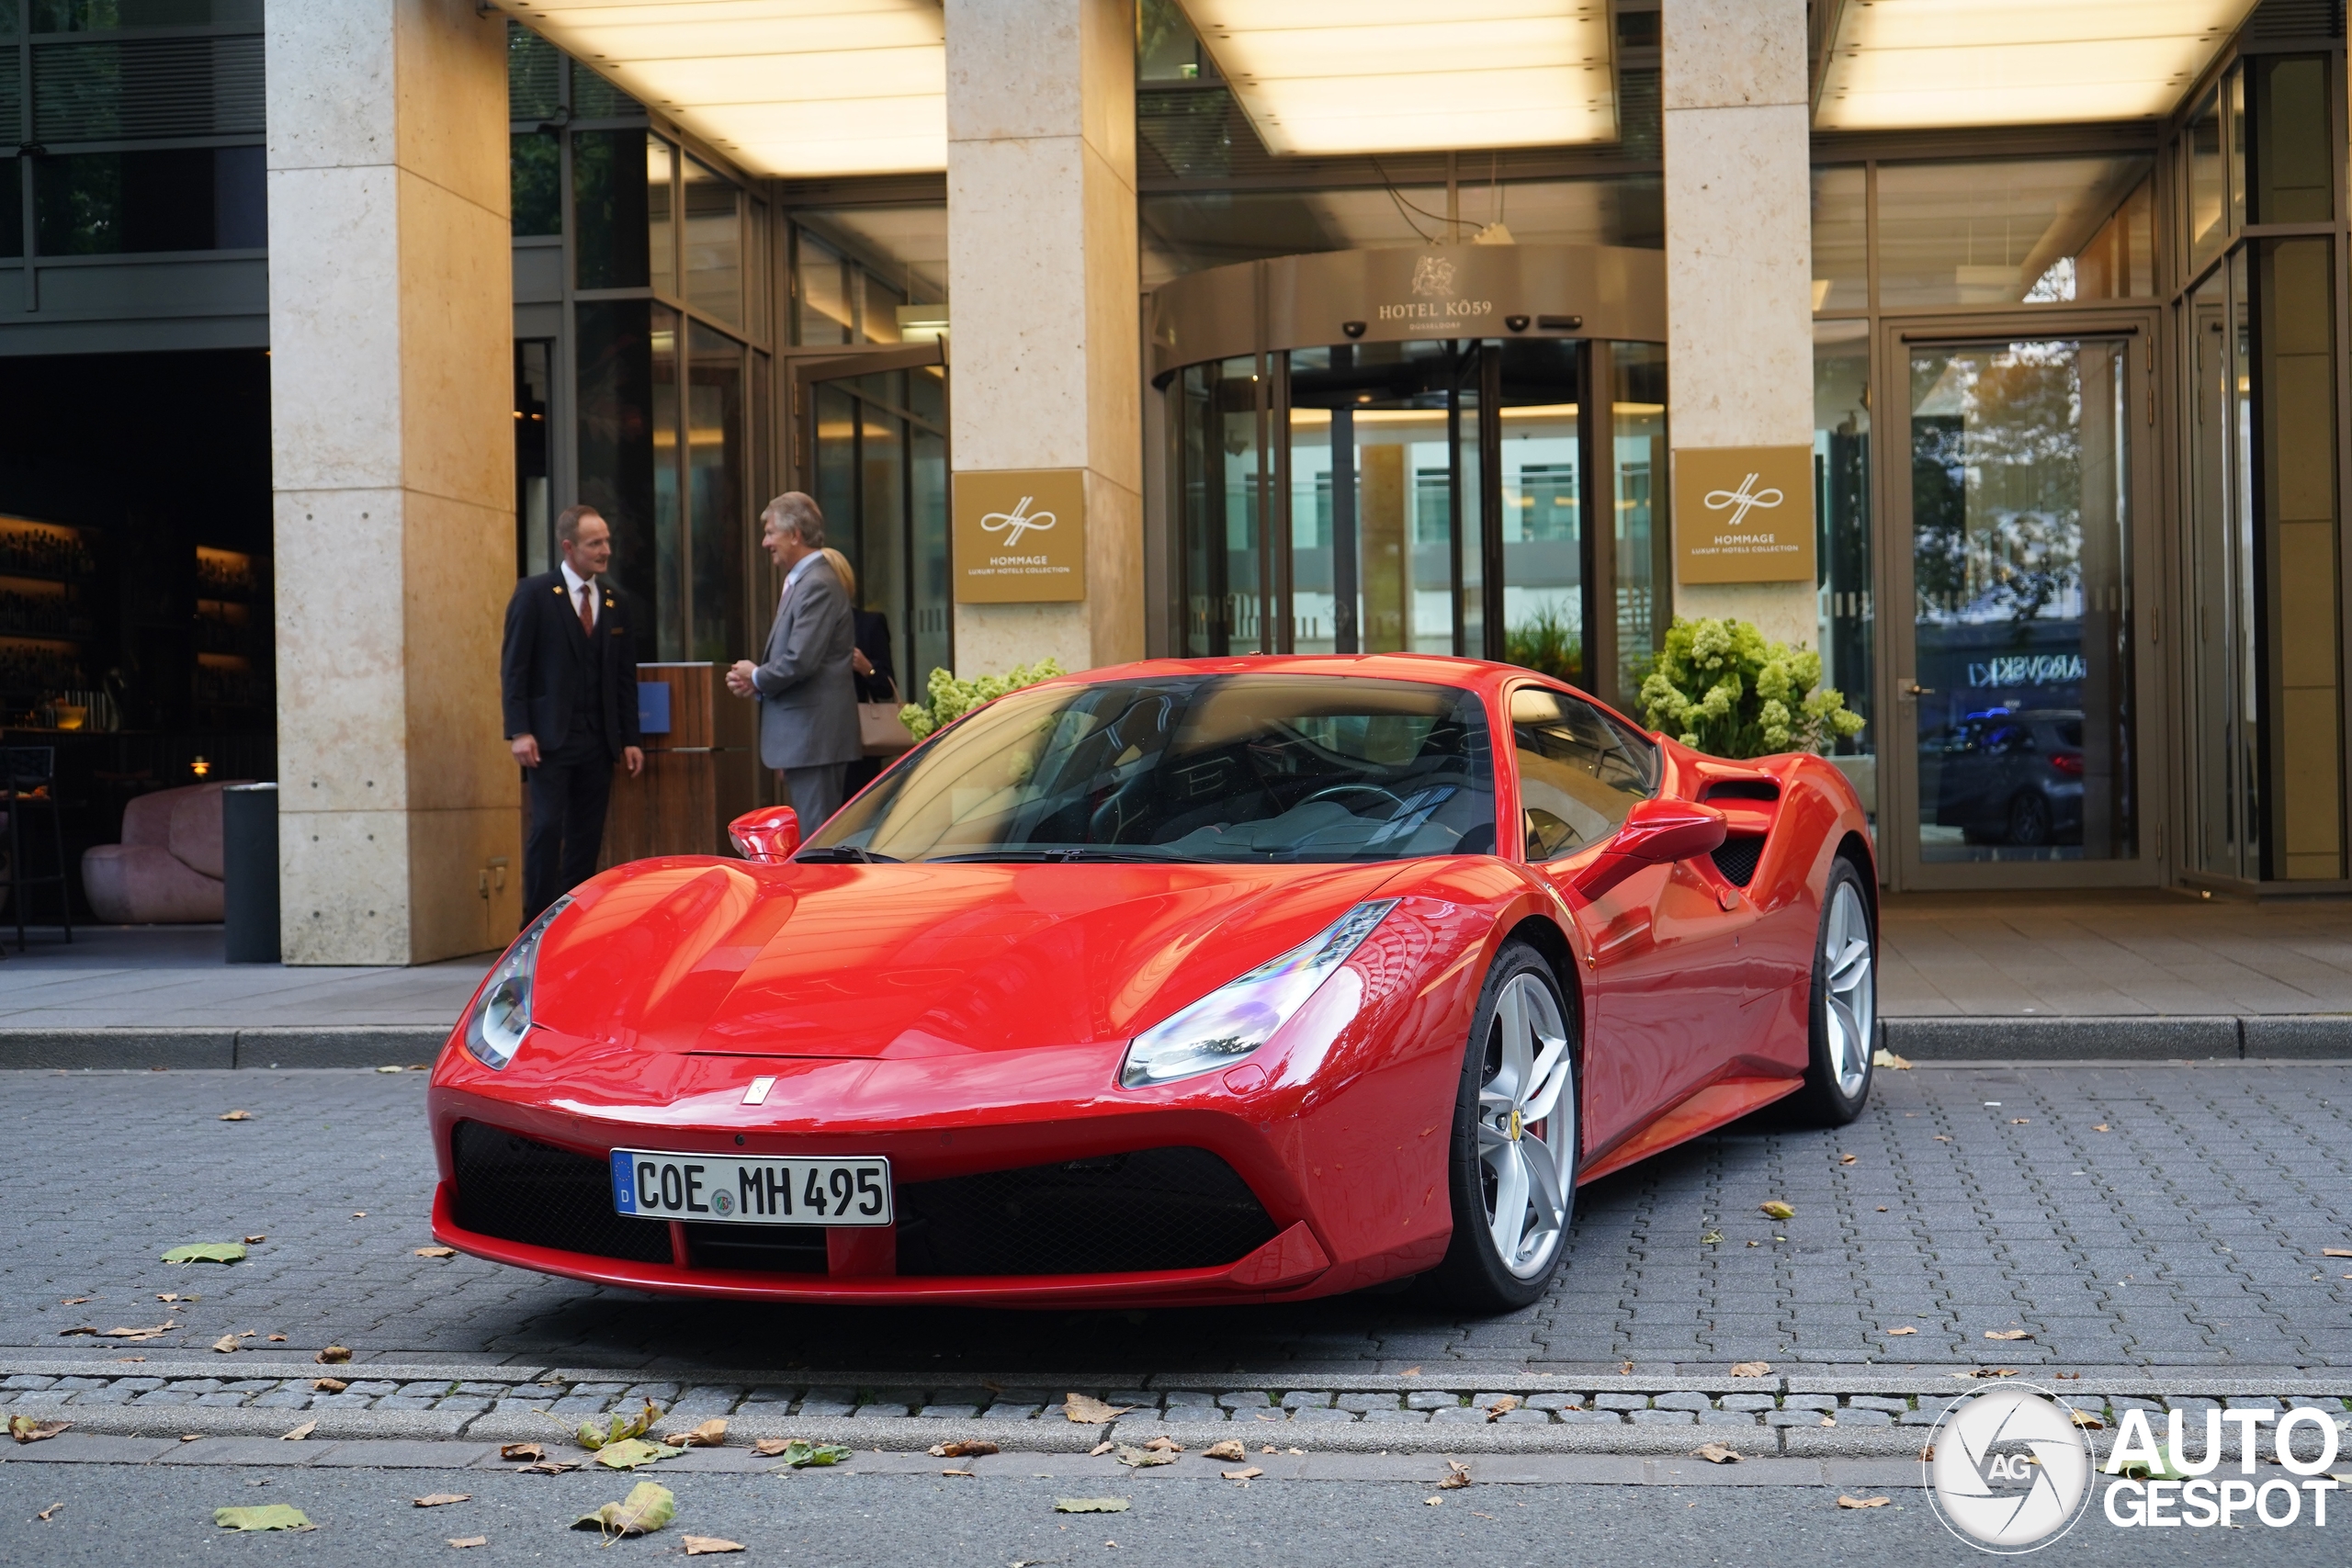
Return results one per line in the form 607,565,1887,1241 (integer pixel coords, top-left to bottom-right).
1789,861,1876,1125
2007,791,2052,846
1425,942,1577,1311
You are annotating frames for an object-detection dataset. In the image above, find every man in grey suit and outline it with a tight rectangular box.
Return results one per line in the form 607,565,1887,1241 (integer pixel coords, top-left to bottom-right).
726,492,860,828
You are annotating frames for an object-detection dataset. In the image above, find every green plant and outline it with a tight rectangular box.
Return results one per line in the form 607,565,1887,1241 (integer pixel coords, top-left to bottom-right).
899,657,1066,742
1637,616,1865,759
1503,604,1582,682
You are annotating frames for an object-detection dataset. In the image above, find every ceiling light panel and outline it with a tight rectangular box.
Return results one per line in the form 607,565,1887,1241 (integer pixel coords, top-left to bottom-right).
1815,0,2262,130
1182,2,1616,156
501,0,945,177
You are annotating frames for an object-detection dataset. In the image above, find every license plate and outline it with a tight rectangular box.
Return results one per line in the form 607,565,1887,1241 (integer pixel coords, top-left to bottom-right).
609,1148,892,1226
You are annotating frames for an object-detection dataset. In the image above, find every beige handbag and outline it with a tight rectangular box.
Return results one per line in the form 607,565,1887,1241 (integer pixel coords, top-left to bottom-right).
859,701,916,757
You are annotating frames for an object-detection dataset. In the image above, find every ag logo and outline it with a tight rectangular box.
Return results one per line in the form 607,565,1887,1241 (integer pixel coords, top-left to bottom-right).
1926,1384,2095,1553
1410,254,1456,299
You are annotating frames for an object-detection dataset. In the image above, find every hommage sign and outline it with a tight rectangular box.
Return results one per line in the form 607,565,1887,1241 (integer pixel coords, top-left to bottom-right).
953,468,1086,603
1671,445,1816,584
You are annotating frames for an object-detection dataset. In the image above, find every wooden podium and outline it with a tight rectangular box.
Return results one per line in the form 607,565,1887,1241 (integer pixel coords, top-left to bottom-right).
598,662,758,865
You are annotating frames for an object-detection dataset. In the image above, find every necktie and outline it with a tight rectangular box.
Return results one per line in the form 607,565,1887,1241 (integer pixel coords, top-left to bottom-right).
578,582,594,636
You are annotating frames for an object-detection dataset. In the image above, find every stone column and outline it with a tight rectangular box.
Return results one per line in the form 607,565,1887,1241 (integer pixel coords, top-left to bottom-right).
944,0,1143,675
266,1,520,964
1660,0,1816,649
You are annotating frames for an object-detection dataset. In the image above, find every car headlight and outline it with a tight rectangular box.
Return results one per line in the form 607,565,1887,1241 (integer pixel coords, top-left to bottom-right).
1119,899,1396,1089
462,895,572,1070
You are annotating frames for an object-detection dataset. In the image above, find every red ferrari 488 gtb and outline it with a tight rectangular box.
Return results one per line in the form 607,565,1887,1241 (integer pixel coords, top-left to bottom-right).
429,656,1877,1312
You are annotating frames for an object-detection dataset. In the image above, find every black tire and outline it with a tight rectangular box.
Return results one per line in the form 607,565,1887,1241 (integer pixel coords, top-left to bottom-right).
2007,791,2052,846
1788,859,1877,1126
1424,941,1577,1312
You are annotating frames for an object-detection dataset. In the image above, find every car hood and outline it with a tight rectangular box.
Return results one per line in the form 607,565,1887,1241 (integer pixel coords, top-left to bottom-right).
526,857,1409,1062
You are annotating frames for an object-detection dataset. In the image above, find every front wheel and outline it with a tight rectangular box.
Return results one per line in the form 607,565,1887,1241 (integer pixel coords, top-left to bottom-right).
1788,860,1876,1125
1424,942,1577,1311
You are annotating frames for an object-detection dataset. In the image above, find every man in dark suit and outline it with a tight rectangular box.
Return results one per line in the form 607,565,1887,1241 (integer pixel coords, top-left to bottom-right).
503,504,645,922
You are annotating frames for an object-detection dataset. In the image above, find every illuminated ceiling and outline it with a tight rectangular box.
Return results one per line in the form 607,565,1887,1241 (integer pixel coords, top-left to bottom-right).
1814,0,2264,130
496,0,946,177
1179,1,1617,155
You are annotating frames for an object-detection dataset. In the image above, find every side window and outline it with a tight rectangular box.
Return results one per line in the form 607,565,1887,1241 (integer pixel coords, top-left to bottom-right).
1510,686,1657,862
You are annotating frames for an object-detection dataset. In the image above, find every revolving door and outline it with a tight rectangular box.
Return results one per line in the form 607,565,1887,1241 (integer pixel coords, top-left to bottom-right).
1154,244,1669,711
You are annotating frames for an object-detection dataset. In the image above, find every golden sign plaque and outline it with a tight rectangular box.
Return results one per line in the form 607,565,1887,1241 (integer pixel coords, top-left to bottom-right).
1671,445,1816,585
953,468,1087,604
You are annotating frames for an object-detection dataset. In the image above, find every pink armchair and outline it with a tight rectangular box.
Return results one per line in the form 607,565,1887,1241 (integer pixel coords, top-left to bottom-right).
81,781,253,924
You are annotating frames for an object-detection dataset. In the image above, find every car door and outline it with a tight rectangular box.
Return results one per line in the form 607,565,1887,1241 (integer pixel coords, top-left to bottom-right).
1510,686,1748,1152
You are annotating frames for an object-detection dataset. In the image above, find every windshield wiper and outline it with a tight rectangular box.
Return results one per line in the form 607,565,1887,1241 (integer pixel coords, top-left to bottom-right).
923,847,1185,863
794,845,901,863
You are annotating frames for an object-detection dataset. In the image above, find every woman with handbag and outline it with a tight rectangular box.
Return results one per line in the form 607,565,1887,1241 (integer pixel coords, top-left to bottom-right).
821,548,914,795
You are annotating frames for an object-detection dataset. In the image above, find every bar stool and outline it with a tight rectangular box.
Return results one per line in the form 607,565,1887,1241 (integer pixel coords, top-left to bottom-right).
0,746,73,953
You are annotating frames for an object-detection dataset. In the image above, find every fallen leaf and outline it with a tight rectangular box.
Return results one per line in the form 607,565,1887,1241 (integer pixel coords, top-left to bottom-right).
2324,1248,2352,1258
413,1494,470,1507
215,1506,314,1532
1287,1448,1305,1456
749,1438,789,1458
1141,1436,1183,1452
378,1066,405,1074
594,1438,683,1471
211,1335,239,1353
1054,1499,1130,1514
243,1235,266,1245
1693,1443,1742,1464
1261,1447,1276,1455
1485,1395,1520,1422
1876,1207,1889,1213
2010,1118,2030,1125
312,1378,348,1393
665,1418,729,1450
1758,1201,1794,1221
36,1503,61,1520
683,1538,747,1556
447,1538,486,1550
930,1439,999,1458
161,1243,246,1265
1871,1049,1912,1069
941,1469,975,1477
8,1416,71,1443
2054,1372,2081,1381
1701,1229,1724,1245
576,1399,662,1451
1114,1444,1177,1469
573,1481,675,1539
156,1292,197,1303
315,1346,352,1364
1400,1367,1420,1377
1730,1361,1771,1378
1425,1496,1443,1506
413,1247,458,1259
1933,1134,1951,1143
1222,1467,1263,1481
500,1443,546,1461
1620,1361,1635,1375
1203,1439,1247,1461
522,1461,580,1475
352,1212,368,1218
1820,1416,1838,1427
1438,1461,1472,1491
268,1334,287,1342
1885,1325,1917,1336
181,1435,201,1443
775,1439,851,1469
2092,1123,2109,1133
1088,1440,1116,1457
1965,1369,2018,1379
2070,1411,2105,1429
1838,1495,1890,1509
1985,1330,2034,1341
1064,1393,1131,1424
1839,1154,1858,1166
55,1326,95,1337
97,1324,177,1341
220,1110,253,1121
280,1421,316,1441
59,1296,91,1305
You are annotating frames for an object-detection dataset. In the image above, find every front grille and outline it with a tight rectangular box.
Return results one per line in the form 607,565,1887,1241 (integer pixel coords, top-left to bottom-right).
449,1121,671,1265
683,1221,827,1274
1711,835,1764,886
894,1146,1277,1278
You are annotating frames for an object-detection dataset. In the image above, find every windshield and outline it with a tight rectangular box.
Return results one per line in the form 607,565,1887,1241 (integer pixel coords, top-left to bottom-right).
807,674,1497,864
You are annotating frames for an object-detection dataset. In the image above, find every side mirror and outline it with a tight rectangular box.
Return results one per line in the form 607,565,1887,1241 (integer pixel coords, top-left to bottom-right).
728,805,801,863
1568,798,1727,903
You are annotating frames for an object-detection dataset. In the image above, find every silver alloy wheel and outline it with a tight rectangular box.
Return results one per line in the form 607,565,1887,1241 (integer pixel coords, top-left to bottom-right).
1823,879,1876,1099
1476,973,1575,1280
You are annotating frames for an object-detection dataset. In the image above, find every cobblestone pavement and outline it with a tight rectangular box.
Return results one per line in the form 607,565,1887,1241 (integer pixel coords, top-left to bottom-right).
8,1062,2352,1386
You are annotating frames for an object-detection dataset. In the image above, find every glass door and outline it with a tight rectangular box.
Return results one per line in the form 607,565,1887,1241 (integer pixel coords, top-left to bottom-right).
1884,325,2158,887
789,344,950,705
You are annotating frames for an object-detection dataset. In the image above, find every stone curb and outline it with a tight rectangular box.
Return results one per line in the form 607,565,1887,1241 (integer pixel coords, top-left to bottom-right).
19,1405,475,1440
1882,1013,2352,1059
0,1359,547,1383
0,1025,448,1070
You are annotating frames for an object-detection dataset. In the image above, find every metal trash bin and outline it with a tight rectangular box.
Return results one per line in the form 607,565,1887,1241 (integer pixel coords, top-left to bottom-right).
222,783,280,964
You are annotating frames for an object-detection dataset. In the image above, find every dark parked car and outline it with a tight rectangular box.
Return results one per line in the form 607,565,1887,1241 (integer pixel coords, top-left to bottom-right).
1931,708,2085,847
